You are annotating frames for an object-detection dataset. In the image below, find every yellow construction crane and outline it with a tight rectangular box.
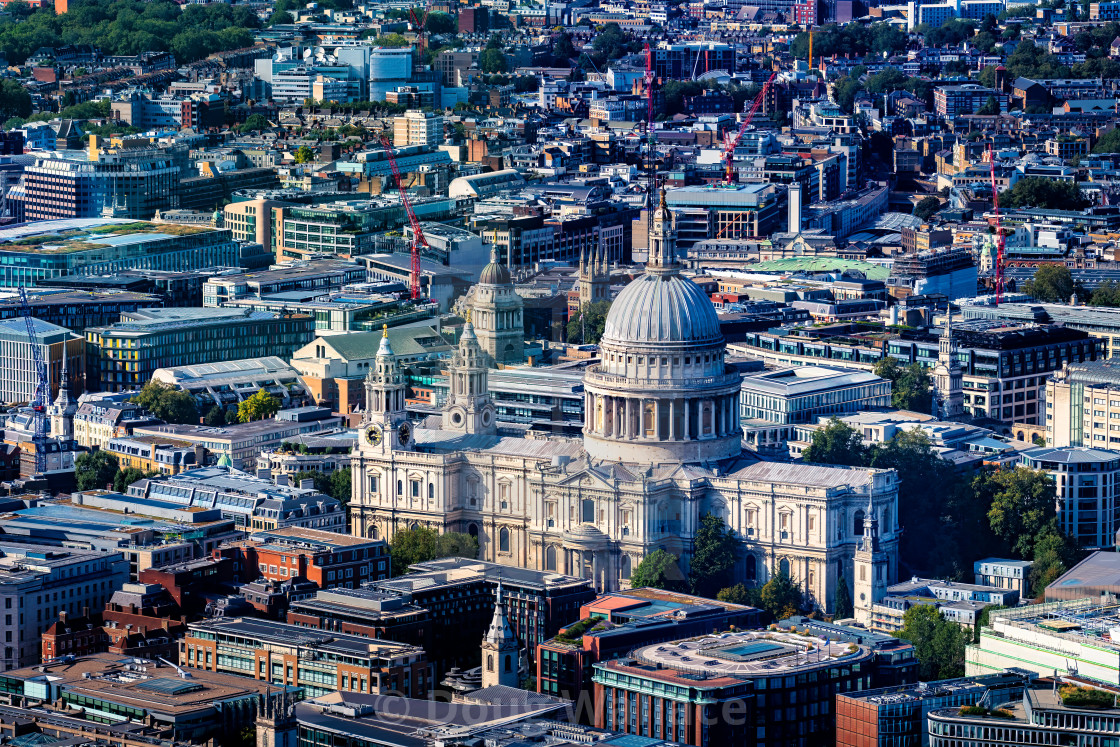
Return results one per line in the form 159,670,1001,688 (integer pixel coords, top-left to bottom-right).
808,29,814,71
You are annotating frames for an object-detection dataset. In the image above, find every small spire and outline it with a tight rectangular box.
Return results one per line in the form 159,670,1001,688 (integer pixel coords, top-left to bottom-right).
658,186,667,209
490,246,500,264
382,323,388,338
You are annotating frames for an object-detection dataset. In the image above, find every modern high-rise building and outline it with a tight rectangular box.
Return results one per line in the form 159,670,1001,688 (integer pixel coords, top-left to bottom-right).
85,308,314,392
392,109,444,148
0,318,84,406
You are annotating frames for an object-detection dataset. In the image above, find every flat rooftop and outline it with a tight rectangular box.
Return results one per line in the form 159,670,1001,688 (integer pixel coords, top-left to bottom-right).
0,219,215,253
188,617,423,658
741,365,884,396
384,558,590,593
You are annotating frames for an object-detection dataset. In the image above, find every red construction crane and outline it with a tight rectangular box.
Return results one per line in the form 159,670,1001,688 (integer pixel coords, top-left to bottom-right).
644,42,657,238
408,3,431,51
722,73,775,185
987,144,1005,305
380,136,426,300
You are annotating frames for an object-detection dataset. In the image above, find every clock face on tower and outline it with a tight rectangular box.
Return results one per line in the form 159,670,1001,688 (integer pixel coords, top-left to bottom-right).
365,424,383,446
398,422,411,446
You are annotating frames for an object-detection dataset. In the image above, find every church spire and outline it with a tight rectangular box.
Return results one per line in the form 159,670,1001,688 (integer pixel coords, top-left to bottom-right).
481,579,520,689
647,187,678,274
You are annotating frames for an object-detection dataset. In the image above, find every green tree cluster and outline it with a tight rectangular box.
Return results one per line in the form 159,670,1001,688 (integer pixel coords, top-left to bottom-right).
631,549,687,590
894,605,970,680
0,0,261,66
114,467,156,493
789,22,908,59
134,382,198,425
913,196,942,222
389,527,478,575
567,300,611,345
759,571,803,620
872,358,933,413
921,17,977,47
1022,264,1076,303
75,450,119,491
1093,128,1120,154
0,80,31,122
291,467,352,505
293,145,315,164
238,390,281,423
998,177,1089,210
689,513,738,598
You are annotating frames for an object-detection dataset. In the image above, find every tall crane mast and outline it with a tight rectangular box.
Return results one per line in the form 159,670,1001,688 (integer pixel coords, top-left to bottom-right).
987,144,1006,305
644,43,657,239
722,73,775,185
380,136,426,300
408,2,431,52
18,286,49,475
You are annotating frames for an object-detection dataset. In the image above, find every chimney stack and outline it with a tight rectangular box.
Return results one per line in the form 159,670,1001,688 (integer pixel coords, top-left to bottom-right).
788,183,803,234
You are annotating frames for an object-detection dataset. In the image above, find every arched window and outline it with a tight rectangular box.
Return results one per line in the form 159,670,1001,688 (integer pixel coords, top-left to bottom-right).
504,654,512,672
468,523,479,539
854,509,865,536
397,480,403,496
883,508,891,532
428,483,434,499
368,524,379,540
643,402,656,437
745,553,756,581
621,555,632,580
779,557,791,578
702,402,713,435
545,545,556,571
487,655,494,671
410,522,420,531
499,527,510,552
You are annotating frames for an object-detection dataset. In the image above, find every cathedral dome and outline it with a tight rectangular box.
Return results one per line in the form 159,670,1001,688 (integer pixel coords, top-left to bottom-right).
601,273,722,347
479,247,511,285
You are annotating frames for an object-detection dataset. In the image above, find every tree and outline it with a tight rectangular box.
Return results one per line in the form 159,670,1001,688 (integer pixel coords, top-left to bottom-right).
389,528,479,575
1091,280,1120,307
975,466,1057,559
978,65,998,88
894,605,969,680
913,196,942,222
1023,263,1075,303
114,467,154,493
75,450,119,492
1030,522,1080,596
689,514,738,598
373,33,411,47
134,382,198,425
329,467,352,505
480,48,506,74
893,363,933,414
237,114,270,132
802,417,867,466
238,390,281,423
567,300,611,345
1093,128,1120,154
717,583,759,606
294,145,315,164
759,571,802,621
977,95,1000,115
999,177,1089,210
268,9,293,25
630,549,686,590
425,11,455,33
0,80,31,122
552,31,575,66
204,404,226,426
1033,434,1046,447
834,575,854,618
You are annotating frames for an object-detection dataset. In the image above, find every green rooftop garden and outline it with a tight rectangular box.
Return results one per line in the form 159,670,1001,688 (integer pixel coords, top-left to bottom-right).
0,221,212,253
1060,685,1116,709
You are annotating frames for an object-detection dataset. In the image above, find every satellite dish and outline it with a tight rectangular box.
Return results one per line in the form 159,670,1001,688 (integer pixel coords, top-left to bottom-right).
314,46,325,58
303,48,313,60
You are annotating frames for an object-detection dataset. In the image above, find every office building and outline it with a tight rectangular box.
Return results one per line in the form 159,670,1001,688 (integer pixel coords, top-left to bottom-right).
85,307,315,392
871,577,1020,633
740,365,891,426
0,219,239,288
537,588,763,703
836,671,1034,747
734,321,1105,426
969,599,1120,683
933,84,1008,116
126,465,346,532
182,617,428,698
393,109,444,148
962,299,1120,358
7,136,185,222
201,260,367,307
665,183,783,248
0,289,164,333
891,247,978,300
0,543,128,668
0,317,83,406
215,527,390,592
1019,446,1120,549
0,653,294,743
1044,360,1120,447
151,356,311,412
72,392,160,449
593,627,882,747
974,558,1034,598
652,42,734,79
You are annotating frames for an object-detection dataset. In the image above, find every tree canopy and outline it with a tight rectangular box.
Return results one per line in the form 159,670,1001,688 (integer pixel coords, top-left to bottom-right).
976,466,1057,559
75,450,119,492
630,549,687,590
873,358,933,413
238,390,281,423
759,571,803,621
567,300,611,345
894,605,969,680
998,177,1088,210
1022,264,1075,303
389,528,478,575
913,196,942,222
802,418,868,466
134,382,198,425
0,0,261,65
689,514,738,598
292,467,352,505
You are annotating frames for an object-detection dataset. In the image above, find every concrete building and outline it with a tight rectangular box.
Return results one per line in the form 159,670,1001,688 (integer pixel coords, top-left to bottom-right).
0,219,239,288
665,183,783,249
151,356,311,412
181,616,428,698
0,317,83,406
86,308,315,392
1020,446,1120,549
392,109,443,148
974,558,1034,598
1044,360,1120,447
870,577,1020,633
0,543,128,668
961,299,1120,359
739,365,891,426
